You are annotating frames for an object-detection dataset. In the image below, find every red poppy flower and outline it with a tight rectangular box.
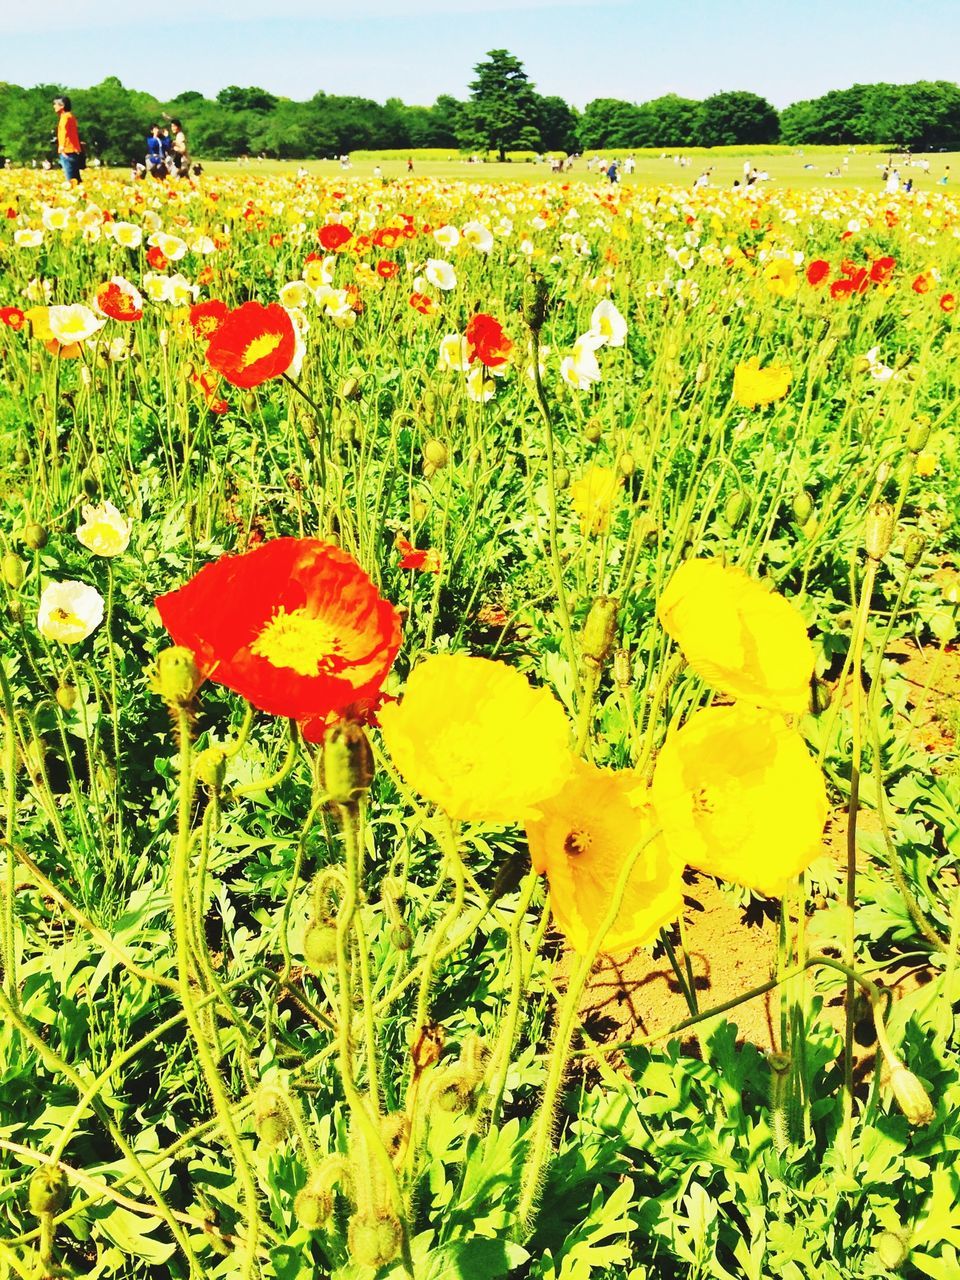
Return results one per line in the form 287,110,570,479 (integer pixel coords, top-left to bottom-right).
190,299,229,339
409,292,437,316
913,273,932,294
940,293,956,313
197,266,215,286
318,223,353,251
376,259,400,279
830,279,855,300
191,367,229,414
0,307,25,330
205,301,295,388
156,538,402,722
4,207,17,220
269,233,283,248
806,260,830,287
465,313,513,368
146,246,168,271
869,256,895,285
94,278,143,322
396,536,441,574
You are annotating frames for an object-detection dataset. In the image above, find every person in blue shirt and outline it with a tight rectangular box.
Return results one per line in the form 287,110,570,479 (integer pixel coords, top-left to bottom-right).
146,125,166,178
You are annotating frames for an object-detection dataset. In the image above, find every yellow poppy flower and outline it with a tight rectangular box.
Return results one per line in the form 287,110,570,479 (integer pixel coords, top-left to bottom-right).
762,257,798,298
378,655,572,823
526,757,682,956
651,704,828,897
657,558,814,714
569,465,622,535
732,357,791,408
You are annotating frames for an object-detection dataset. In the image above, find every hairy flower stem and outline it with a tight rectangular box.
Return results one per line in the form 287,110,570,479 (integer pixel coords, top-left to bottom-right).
0,663,18,1002
527,328,580,702
487,870,541,1127
842,556,877,1165
517,833,656,1235
173,711,261,1280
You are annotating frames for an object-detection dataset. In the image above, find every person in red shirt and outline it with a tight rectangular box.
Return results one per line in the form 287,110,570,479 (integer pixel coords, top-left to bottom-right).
53,96,83,185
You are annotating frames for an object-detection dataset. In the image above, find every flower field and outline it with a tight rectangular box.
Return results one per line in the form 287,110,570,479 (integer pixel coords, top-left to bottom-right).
0,166,959,1280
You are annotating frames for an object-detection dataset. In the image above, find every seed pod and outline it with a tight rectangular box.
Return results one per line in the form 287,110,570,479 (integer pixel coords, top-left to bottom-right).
613,647,631,689
322,721,374,806
907,418,931,453
23,523,48,550
865,502,894,562
29,1167,68,1216
903,532,926,569
2,554,24,589
195,747,226,792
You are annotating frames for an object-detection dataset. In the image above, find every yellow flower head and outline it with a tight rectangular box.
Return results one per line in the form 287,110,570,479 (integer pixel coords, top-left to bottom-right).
733,357,791,408
378,654,572,823
526,757,682,956
651,704,828,897
762,257,798,298
569,465,622,535
657,558,814,714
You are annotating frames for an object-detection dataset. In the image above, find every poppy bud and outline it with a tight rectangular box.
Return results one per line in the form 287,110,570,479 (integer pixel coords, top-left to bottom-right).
183,361,195,378
241,392,256,415
29,1167,68,1216
390,923,412,950
695,361,709,384
889,1065,934,1126
56,682,77,712
581,595,619,667
423,439,448,471
2,553,24,589
554,466,570,491
379,1112,411,1164
584,420,602,444
865,502,894,562
195,747,226,792
617,452,635,477
322,721,374,806
23,523,48,550
411,499,428,523
340,376,361,401
410,1022,443,1073
903,532,926,569
80,468,98,500
150,646,201,709
791,491,814,525
810,678,832,715
874,1230,910,1271
723,492,749,528
304,920,339,972
295,1183,334,1231
14,447,29,466
486,848,529,906
524,272,549,331
348,1213,402,1269
613,647,632,689
254,1087,290,1149
907,419,930,453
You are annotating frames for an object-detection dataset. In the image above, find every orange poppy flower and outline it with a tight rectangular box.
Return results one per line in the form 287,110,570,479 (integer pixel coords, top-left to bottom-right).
396,536,441,574
189,299,229,340
94,278,143,322
156,537,402,722
409,292,437,316
318,223,353,251
205,301,296,388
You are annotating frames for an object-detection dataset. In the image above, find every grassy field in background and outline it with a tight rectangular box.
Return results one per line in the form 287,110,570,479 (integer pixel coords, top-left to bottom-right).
193,147,958,192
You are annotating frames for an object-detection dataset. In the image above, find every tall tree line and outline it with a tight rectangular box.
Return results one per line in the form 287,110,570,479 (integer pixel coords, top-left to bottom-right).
1,55,960,163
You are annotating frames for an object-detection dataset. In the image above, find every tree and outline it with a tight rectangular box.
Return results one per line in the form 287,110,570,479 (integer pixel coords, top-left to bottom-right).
461,49,541,160
535,95,578,151
577,99,644,149
640,94,699,147
216,86,279,113
696,91,780,146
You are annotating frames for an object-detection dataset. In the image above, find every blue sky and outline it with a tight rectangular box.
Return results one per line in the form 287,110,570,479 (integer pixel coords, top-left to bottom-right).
2,0,958,108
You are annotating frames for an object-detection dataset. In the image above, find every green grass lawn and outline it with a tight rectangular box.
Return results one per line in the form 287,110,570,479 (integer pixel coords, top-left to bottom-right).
195,148,958,193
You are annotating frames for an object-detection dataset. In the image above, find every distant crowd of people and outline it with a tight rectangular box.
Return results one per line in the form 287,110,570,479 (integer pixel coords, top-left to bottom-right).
133,119,195,180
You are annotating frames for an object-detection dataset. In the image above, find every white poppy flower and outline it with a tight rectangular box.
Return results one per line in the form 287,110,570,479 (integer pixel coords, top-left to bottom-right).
589,300,627,348
425,259,457,291
37,581,104,644
47,305,105,345
76,502,131,557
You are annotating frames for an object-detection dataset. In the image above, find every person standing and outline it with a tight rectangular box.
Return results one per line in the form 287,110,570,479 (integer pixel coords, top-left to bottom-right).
169,119,189,175
53,95,82,185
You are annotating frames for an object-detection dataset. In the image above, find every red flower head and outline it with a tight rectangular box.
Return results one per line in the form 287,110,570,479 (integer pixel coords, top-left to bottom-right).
409,292,437,316
396,536,441,574
869,256,895,285
465,313,514,368
806,260,830,287
318,223,353,251
191,367,229,414
913,273,932,294
190,299,229,340
205,301,295,388
0,306,25,330
269,233,283,248
940,293,956,313
94,278,144,322
376,259,400,279
146,246,168,271
156,538,402,722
